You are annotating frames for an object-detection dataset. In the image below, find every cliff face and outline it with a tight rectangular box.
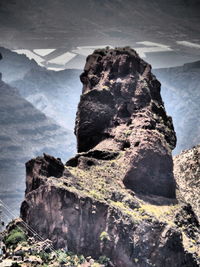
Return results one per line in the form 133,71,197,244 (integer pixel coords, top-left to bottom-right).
174,145,200,222
76,47,176,198
20,48,199,267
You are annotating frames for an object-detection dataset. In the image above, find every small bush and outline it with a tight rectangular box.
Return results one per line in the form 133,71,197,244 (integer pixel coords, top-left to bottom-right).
98,255,111,265
56,250,86,265
39,251,51,263
57,250,67,264
91,263,101,267
4,228,27,248
99,231,110,242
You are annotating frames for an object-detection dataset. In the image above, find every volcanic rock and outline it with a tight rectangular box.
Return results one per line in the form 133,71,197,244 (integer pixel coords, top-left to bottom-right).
174,145,200,222
20,48,199,266
75,47,176,198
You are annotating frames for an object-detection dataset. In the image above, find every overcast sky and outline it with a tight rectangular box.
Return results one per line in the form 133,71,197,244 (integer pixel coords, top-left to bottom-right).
0,0,200,68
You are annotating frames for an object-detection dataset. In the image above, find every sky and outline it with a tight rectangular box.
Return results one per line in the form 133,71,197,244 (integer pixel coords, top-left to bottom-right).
0,0,200,69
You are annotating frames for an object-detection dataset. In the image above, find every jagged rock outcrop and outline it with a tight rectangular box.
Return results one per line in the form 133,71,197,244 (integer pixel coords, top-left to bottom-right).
20,48,199,267
76,47,176,198
20,154,199,266
174,145,200,222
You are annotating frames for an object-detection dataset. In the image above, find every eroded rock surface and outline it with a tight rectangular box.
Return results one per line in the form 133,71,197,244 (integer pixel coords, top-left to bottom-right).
174,145,200,222
20,48,199,266
75,47,176,198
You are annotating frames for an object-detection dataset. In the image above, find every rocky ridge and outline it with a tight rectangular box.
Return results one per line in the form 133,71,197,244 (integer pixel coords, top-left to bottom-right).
14,48,200,266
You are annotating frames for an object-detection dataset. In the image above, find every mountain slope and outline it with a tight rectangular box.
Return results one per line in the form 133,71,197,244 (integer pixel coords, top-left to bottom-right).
174,145,200,221
154,61,200,154
0,55,76,222
0,47,82,130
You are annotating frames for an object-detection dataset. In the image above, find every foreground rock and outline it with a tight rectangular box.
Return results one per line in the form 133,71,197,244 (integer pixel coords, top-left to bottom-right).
174,145,200,222
19,48,199,266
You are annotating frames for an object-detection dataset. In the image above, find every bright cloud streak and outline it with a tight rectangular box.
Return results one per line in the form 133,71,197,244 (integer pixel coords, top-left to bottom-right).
48,52,77,65
176,41,200,49
13,49,44,65
34,49,56,56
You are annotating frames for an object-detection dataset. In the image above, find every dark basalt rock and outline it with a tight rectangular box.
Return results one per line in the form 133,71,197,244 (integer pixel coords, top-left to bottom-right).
18,48,199,267
75,47,176,198
66,150,119,167
25,153,64,194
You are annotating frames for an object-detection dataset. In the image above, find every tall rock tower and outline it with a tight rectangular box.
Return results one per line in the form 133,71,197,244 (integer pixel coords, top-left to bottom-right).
75,47,176,198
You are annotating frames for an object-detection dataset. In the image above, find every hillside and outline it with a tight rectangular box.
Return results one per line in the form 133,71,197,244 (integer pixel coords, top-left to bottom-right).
0,53,76,223
155,61,200,154
0,47,82,130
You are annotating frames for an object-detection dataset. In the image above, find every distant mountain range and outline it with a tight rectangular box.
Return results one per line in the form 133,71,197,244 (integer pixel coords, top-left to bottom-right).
0,50,77,222
0,47,82,130
154,61,200,154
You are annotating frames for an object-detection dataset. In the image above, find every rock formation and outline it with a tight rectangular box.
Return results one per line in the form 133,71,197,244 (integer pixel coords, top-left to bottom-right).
76,47,176,198
20,48,199,266
174,145,200,222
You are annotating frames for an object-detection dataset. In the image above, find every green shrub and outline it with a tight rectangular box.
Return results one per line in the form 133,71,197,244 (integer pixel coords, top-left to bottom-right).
57,250,67,264
98,255,111,265
39,251,51,263
4,228,27,248
56,250,86,265
99,231,110,242
78,255,86,264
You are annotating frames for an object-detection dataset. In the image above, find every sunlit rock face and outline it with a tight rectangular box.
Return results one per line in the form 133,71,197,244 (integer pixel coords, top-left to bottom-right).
75,47,176,198
20,48,199,267
174,145,200,222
